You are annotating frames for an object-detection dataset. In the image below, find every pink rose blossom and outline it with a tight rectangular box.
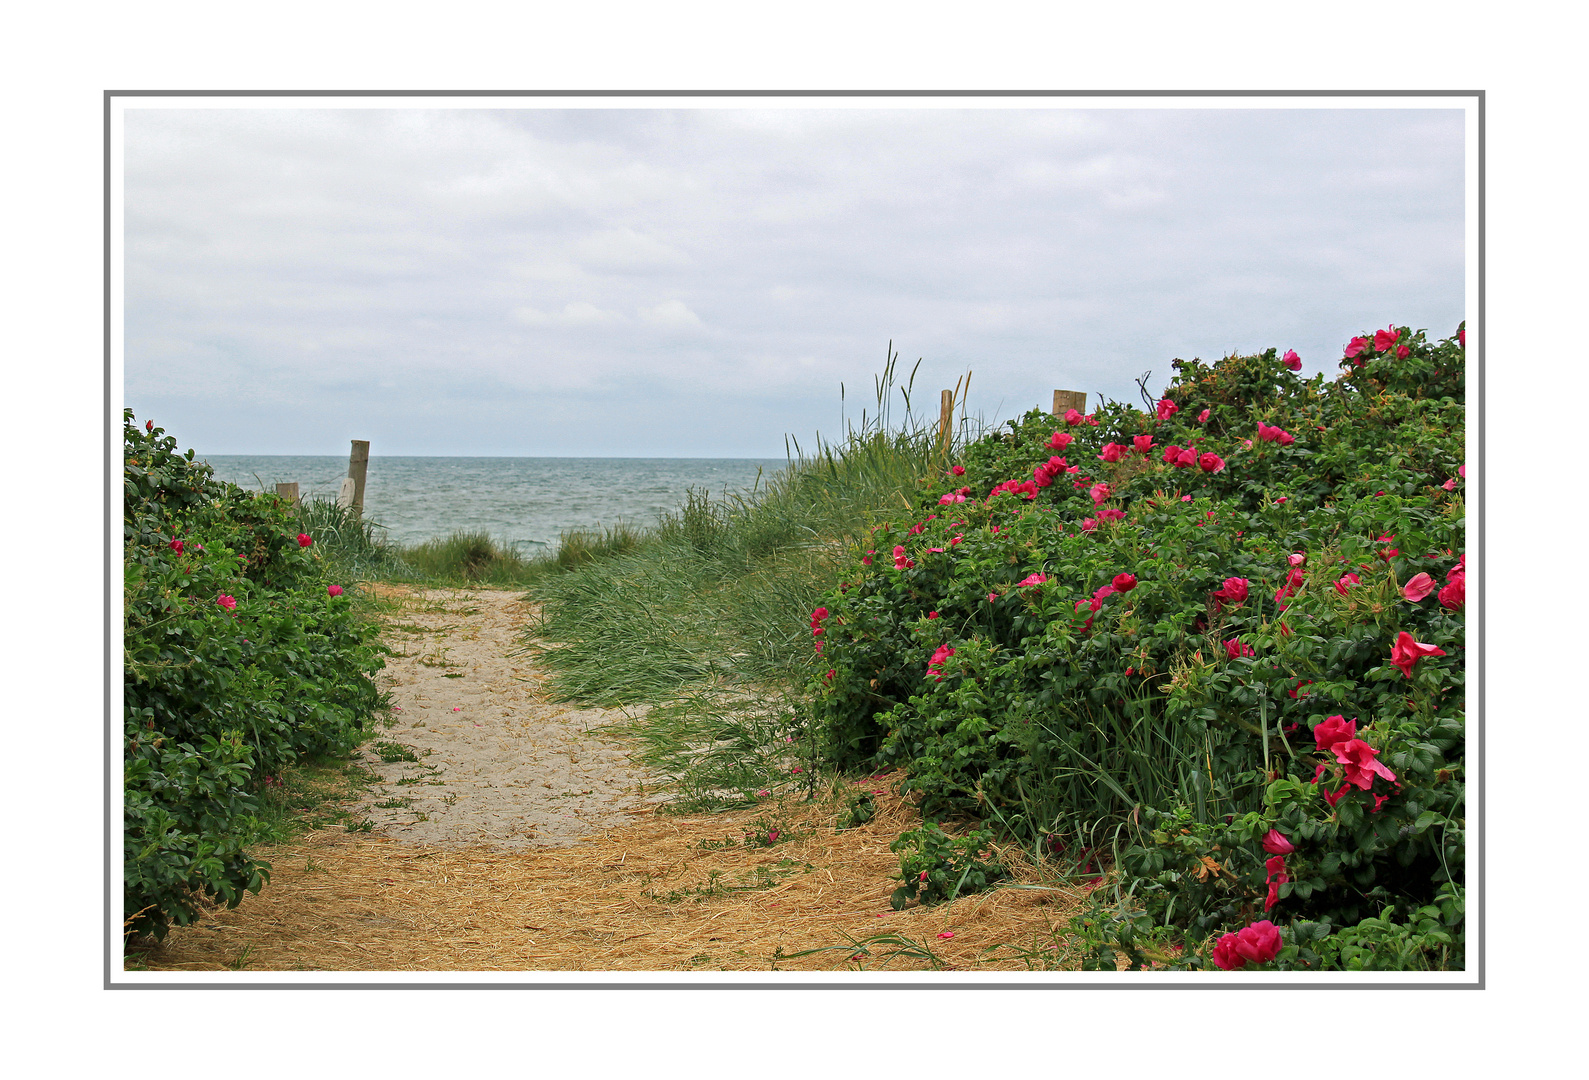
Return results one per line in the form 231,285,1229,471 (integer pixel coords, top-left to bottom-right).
1224,638,1254,660
1211,577,1249,609
1064,408,1086,426
1344,336,1370,359
1156,399,1178,421
1373,325,1400,352
1197,408,1211,423
1111,573,1137,593
1080,518,1097,533
1314,715,1357,753
1098,442,1127,463
1396,344,1411,359
1390,631,1446,678
1162,445,1182,464
327,585,343,597
1402,573,1435,602
950,465,965,476
297,533,313,548
1438,575,1465,610
1282,349,1301,371
1132,434,1154,454
1048,431,1073,450
1198,452,1225,473
1333,572,1361,596
169,539,184,555
1089,482,1111,506
1261,829,1295,855
216,594,237,611
1016,573,1048,587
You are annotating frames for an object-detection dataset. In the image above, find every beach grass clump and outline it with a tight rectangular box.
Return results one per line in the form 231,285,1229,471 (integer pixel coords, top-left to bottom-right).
290,497,408,581
525,348,971,804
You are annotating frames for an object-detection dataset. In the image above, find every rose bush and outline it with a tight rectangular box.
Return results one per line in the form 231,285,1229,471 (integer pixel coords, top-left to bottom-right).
800,323,1465,970
124,411,386,939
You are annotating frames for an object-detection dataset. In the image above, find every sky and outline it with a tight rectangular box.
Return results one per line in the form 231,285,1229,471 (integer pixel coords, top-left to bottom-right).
122,103,1466,458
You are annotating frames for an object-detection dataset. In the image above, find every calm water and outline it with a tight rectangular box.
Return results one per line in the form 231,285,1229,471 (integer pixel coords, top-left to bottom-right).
200,456,788,551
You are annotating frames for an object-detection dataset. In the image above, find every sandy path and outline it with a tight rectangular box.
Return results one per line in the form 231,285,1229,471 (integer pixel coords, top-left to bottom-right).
358,585,663,848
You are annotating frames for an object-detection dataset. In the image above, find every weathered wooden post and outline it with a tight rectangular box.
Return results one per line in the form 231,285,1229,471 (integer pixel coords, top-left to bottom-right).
346,439,370,518
274,481,300,506
939,389,954,451
1052,389,1090,418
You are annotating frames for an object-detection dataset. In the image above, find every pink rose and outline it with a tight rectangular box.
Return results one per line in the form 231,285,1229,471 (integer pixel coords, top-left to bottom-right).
1197,408,1211,424
1402,572,1435,602
1232,920,1282,965
1048,431,1073,450
1156,399,1178,421
1344,336,1370,359
1111,573,1137,593
1211,933,1245,970
1282,349,1301,371
1089,482,1111,506
298,533,313,548
1016,573,1048,587
169,539,184,555
1261,829,1295,855
1197,452,1225,474
1396,344,1411,359
216,594,237,611
1133,434,1154,454
327,584,343,597
1098,442,1126,463
1162,444,1182,464
1373,324,1400,352
1224,638,1254,660
1064,408,1086,426
1333,738,1398,791
1458,329,1465,348
1333,572,1361,595
1175,448,1198,468
1438,575,1465,611
1211,577,1249,608
1313,715,1356,751
1390,631,1446,678
950,465,965,476
1081,518,1097,533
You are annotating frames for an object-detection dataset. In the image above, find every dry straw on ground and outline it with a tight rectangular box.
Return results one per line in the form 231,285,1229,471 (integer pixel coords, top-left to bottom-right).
128,585,1095,974
131,777,1093,973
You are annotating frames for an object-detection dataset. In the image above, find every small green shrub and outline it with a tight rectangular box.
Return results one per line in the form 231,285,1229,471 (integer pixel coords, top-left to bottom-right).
889,822,1005,908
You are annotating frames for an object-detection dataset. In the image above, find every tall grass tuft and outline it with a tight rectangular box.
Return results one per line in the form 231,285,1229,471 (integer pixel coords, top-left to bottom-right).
291,498,408,581
525,345,979,800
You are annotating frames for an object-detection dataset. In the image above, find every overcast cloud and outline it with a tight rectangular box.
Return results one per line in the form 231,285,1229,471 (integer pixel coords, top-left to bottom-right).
123,106,1465,457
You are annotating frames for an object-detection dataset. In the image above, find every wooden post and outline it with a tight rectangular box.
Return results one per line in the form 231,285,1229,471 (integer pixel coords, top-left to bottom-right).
347,440,370,518
939,389,954,450
1053,389,1090,418
274,481,300,506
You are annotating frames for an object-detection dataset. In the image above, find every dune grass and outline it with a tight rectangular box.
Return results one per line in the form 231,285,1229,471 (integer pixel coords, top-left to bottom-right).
524,349,979,804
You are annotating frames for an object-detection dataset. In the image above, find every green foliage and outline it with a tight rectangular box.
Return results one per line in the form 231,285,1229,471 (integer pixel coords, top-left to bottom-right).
889,821,1006,908
123,411,385,940
804,323,1466,968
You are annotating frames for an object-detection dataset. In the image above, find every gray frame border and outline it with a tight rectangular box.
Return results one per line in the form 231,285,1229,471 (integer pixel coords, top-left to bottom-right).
105,88,1483,990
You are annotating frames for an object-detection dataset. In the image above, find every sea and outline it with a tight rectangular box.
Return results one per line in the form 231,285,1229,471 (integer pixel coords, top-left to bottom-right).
199,456,789,552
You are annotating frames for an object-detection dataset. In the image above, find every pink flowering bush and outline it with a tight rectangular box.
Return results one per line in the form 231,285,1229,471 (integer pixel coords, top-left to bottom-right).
802,322,1465,970
124,411,384,940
